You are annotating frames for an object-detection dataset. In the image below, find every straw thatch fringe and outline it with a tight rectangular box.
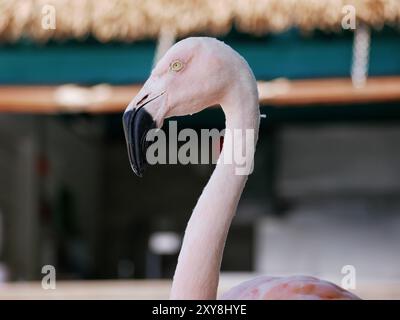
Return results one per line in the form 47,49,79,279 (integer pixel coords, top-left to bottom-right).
0,0,399,43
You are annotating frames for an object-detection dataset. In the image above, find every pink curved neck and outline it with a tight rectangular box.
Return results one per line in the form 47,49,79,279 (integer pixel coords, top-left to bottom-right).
170,80,259,299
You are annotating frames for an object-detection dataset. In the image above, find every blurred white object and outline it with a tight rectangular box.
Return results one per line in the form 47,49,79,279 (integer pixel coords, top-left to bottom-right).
0,209,3,257
258,78,291,98
0,264,9,283
154,28,176,65
0,209,8,282
149,232,180,255
351,23,371,88
256,199,400,283
53,84,112,110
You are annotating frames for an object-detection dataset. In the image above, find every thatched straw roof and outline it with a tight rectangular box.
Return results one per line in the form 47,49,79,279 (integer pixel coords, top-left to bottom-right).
1,0,399,43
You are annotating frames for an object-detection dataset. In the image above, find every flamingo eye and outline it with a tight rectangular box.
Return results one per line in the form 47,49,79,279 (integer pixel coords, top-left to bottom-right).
170,60,184,72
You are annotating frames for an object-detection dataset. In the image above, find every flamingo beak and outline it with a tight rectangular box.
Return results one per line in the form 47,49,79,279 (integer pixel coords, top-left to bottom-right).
122,101,157,177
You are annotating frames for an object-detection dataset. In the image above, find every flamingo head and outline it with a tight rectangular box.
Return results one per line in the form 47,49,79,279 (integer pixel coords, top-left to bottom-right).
123,37,243,176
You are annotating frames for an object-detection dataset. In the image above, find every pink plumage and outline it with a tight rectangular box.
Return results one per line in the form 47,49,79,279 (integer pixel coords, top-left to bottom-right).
221,275,359,300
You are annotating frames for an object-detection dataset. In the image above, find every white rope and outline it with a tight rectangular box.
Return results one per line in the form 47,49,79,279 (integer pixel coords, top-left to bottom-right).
351,22,371,88
153,28,176,67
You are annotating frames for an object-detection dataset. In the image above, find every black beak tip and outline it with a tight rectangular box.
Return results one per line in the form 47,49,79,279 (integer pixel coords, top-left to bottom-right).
132,165,144,178
122,107,156,177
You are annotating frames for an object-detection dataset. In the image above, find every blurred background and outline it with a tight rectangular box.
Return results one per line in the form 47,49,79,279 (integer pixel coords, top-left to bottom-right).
0,0,400,299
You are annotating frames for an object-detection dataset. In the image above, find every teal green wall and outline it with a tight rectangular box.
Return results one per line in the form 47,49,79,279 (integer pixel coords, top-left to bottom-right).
0,29,399,85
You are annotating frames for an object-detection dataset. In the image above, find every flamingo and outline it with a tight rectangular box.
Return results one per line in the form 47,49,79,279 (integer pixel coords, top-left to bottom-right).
122,37,360,300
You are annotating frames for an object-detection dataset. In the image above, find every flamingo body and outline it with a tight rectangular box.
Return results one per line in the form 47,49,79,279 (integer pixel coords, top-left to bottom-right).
221,275,359,300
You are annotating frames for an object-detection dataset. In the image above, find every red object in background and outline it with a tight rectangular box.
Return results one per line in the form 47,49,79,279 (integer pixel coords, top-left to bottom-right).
36,153,52,223
37,154,49,177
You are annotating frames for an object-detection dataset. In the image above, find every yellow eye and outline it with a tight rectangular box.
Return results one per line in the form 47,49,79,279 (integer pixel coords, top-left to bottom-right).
170,60,183,72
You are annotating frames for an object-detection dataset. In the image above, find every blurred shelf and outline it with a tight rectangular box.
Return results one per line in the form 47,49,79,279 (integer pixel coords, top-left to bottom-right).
0,84,137,114
259,76,400,107
0,76,400,114
0,277,399,299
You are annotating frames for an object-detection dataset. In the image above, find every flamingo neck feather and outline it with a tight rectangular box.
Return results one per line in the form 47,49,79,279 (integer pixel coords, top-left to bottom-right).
170,71,259,300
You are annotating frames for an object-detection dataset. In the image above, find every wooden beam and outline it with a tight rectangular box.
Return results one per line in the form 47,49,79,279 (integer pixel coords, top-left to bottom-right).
258,76,400,106
0,76,399,114
0,85,140,113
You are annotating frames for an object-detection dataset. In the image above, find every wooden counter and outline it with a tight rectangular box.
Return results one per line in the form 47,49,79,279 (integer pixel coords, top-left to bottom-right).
0,277,399,300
